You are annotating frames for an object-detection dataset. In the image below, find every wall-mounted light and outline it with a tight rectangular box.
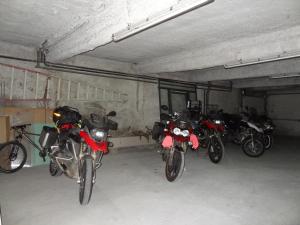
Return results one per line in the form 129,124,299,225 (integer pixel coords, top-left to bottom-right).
224,53,300,69
112,0,214,42
269,73,300,79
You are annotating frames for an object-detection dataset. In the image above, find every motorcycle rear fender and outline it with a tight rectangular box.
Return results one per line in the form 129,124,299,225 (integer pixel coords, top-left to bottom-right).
79,131,108,153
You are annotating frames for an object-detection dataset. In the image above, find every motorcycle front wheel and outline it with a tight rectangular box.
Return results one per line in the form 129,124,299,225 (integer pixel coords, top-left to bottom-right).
242,137,265,157
79,156,94,205
208,135,224,164
165,147,185,182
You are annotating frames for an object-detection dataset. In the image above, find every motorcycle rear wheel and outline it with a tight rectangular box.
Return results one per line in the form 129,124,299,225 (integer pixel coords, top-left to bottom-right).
79,156,94,205
242,137,265,157
165,148,185,182
208,135,224,164
264,135,273,150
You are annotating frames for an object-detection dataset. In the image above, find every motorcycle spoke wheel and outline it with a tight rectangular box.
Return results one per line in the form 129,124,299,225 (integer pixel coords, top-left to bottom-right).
165,149,185,182
0,141,27,173
208,136,224,164
264,135,273,150
79,157,94,205
242,138,265,157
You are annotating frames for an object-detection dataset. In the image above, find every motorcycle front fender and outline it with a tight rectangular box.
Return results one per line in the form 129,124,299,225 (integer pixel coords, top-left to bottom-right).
79,131,108,153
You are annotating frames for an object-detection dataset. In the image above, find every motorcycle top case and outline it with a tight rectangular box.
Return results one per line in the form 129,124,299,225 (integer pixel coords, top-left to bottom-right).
39,126,58,148
53,106,82,126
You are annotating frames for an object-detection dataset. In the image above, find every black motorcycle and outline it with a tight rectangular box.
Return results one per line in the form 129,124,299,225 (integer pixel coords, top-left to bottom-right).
251,115,275,150
221,112,266,157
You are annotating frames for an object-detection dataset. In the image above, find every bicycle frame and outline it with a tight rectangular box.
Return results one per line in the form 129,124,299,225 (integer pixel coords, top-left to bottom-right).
14,127,43,153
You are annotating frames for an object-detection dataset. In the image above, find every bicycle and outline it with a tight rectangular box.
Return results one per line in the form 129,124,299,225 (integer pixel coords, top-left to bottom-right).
0,124,46,173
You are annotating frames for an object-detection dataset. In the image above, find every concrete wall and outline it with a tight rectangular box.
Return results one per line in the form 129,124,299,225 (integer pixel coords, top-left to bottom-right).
268,94,300,136
243,96,265,114
197,88,240,114
0,41,160,135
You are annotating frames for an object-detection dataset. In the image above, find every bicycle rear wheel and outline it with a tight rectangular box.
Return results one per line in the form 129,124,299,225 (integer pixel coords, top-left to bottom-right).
0,141,27,173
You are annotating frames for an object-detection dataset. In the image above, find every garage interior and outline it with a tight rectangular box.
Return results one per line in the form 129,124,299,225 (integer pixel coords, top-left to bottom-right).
0,0,300,225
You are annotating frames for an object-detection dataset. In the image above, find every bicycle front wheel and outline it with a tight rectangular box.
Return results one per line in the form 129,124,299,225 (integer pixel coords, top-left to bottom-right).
0,141,27,173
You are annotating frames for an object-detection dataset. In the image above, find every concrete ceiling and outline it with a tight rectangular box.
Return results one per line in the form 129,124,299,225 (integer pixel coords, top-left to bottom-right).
87,0,300,63
0,0,299,76
0,0,106,47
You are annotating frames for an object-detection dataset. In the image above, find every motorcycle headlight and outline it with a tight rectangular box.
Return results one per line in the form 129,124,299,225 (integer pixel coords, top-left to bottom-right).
214,120,221,124
181,130,190,137
90,129,106,141
173,128,181,135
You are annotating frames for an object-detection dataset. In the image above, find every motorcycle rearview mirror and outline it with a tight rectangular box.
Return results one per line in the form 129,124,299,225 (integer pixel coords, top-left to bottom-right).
107,111,116,117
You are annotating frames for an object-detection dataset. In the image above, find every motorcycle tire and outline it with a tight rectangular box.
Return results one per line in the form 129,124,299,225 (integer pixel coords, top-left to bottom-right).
49,159,63,176
165,148,185,182
161,151,167,162
79,156,94,205
198,129,209,148
0,141,27,173
208,135,225,164
263,135,273,150
242,137,265,157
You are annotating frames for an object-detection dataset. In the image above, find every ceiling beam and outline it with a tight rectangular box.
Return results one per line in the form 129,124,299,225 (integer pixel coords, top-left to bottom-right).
156,57,300,82
233,77,300,89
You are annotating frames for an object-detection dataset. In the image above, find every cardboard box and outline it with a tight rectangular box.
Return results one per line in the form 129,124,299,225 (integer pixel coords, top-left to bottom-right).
0,107,53,126
0,115,10,143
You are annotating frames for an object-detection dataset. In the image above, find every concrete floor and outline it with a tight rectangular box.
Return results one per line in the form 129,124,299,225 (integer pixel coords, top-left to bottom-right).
1,137,300,225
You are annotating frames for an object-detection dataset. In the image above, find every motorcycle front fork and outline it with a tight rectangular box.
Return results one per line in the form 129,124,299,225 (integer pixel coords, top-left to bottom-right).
77,143,104,184
167,142,186,166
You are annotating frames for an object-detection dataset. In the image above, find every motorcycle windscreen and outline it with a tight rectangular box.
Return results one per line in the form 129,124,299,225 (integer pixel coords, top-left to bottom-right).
190,134,199,149
162,135,173,149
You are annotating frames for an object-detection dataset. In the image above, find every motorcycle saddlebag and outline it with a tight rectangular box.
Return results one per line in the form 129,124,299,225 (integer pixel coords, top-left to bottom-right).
152,122,164,140
39,126,58,148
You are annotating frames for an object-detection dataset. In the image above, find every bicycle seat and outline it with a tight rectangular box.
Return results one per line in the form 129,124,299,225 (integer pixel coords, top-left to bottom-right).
11,123,31,129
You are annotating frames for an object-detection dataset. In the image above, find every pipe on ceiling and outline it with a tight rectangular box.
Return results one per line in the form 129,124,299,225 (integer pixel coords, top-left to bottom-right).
0,53,231,91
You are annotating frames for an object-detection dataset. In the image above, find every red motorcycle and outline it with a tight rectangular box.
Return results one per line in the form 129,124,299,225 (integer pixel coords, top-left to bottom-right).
39,106,117,205
161,112,199,182
193,115,225,163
